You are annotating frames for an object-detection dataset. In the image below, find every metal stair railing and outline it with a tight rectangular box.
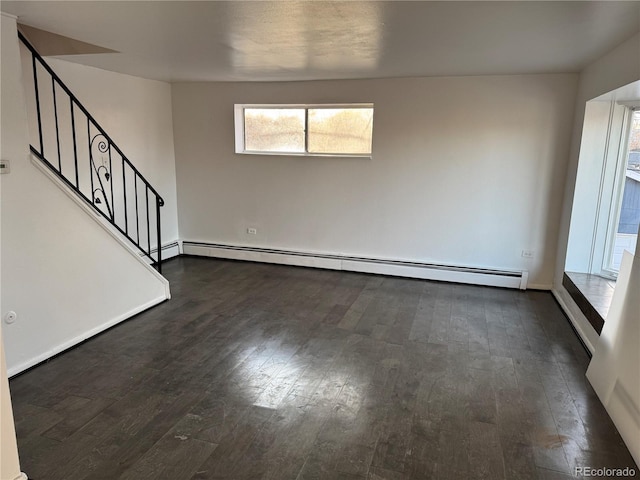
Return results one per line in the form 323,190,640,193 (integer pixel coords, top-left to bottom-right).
18,32,164,273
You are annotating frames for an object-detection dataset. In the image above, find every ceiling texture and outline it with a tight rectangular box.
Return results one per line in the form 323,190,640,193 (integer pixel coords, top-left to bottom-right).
2,1,639,83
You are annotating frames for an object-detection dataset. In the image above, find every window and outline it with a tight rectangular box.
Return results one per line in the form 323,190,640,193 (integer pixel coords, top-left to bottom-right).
563,87,640,335
565,91,639,281
604,109,640,273
235,104,374,157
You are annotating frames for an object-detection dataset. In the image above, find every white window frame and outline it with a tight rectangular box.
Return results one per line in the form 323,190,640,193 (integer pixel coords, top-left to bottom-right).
588,105,640,279
234,103,374,158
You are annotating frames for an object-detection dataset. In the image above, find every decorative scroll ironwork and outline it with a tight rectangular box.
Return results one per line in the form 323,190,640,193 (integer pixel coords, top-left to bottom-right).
90,134,113,219
19,32,165,273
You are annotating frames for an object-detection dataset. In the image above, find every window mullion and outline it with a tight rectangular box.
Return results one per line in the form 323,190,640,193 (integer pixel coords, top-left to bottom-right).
304,108,309,154
243,107,248,153
600,107,639,274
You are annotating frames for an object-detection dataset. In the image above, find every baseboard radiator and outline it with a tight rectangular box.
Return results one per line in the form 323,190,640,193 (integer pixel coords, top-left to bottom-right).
182,241,529,290
139,241,181,263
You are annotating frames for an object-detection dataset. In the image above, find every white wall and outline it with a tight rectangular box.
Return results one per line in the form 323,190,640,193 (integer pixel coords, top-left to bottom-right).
1,14,27,480
564,99,627,273
172,74,577,288
30,55,180,252
1,18,169,375
554,32,640,352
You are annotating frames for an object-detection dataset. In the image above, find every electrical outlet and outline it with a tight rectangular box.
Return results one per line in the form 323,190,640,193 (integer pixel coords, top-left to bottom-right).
0,159,10,174
521,250,534,259
247,228,257,235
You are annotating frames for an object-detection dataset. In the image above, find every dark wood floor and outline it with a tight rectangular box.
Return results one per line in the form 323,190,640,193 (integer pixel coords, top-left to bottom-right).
10,257,637,479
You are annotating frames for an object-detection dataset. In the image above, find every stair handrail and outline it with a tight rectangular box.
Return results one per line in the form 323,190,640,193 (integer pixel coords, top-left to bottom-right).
18,31,165,273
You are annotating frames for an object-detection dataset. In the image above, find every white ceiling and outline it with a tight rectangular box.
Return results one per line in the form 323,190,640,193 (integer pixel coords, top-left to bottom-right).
2,1,640,83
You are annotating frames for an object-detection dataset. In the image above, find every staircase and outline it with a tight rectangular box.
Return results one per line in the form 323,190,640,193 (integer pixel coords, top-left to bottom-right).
18,32,165,272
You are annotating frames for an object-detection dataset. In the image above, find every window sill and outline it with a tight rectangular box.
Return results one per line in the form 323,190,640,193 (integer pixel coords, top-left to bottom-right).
236,151,372,159
563,271,616,335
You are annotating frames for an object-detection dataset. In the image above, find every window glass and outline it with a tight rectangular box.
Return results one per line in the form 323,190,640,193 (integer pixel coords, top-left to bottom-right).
244,108,305,153
611,110,640,270
307,108,374,155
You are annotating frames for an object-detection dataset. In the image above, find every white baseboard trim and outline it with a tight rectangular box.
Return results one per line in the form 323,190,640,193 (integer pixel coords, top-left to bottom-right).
551,287,596,354
7,295,168,378
182,241,529,290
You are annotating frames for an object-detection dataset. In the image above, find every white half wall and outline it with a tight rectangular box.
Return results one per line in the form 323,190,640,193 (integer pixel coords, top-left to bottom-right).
0,318,24,480
1,17,170,375
41,54,180,251
586,248,640,467
172,74,577,289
